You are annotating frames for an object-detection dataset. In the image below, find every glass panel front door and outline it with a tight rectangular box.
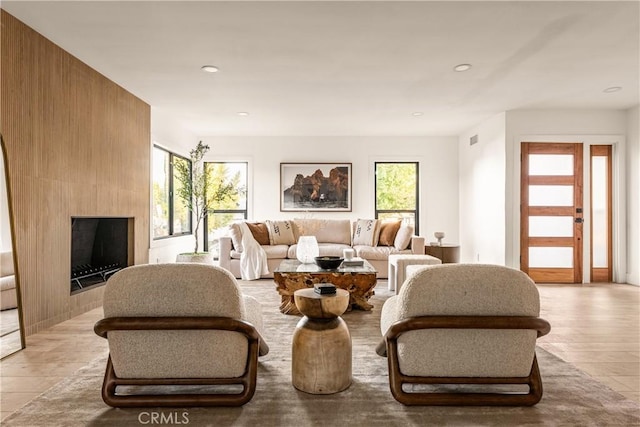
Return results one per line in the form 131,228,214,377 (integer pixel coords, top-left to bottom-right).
521,143,583,283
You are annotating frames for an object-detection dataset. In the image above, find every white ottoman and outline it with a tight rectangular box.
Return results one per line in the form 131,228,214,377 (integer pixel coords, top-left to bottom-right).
388,254,441,293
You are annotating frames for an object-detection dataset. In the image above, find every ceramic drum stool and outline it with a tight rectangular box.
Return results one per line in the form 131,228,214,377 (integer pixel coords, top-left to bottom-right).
291,288,352,394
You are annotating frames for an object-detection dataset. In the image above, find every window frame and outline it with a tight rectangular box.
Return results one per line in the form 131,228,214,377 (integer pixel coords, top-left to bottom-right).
152,144,192,240
374,161,420,234
203,161,249,252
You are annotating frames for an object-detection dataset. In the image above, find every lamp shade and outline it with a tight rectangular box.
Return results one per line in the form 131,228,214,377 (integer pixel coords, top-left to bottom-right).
296,236,319,263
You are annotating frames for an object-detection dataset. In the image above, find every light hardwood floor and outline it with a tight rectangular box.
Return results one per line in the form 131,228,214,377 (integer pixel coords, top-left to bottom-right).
0,281,638,421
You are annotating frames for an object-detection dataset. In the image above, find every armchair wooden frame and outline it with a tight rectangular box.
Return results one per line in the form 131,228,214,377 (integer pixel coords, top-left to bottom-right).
378,315,551,406
94,316,269,408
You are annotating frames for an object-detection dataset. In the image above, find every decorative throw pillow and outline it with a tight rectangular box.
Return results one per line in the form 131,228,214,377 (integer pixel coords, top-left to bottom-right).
378,220,402,246
394,224,414,250
229,222,243,252
352,219,381,246
246,222,270,245
266,220,296,245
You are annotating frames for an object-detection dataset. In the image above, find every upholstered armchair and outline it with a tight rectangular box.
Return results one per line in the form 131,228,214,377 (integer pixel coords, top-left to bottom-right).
94,263,269,407
378,264,550,406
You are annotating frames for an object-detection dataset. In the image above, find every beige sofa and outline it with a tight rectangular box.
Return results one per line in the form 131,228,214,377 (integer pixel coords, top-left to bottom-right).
218,218,425,279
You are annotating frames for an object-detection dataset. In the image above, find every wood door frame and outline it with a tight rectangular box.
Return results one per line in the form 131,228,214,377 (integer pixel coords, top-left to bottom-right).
520,142,583,283
511,134,627,284
590,145,613,282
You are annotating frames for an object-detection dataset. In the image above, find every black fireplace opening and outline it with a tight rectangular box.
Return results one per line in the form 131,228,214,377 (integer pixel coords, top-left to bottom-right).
70,217,130,294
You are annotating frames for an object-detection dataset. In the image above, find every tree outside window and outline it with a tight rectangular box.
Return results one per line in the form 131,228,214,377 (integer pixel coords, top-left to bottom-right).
152,145,192,239
375,162,419,233
204,162,247,257
172,156,191,234
152,148,170,239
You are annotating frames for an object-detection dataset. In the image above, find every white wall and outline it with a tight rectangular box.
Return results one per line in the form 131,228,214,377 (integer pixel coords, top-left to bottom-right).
505,109,629,282
148,107,200,263
626,106,639,285
458,113,507,264
201,136,459,244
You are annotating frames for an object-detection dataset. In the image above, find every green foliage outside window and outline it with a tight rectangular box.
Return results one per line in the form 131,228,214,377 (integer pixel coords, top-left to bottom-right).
376,163,417,210
172,157,191,234
152,148,170,238
206,162,245,230
173,142,240,253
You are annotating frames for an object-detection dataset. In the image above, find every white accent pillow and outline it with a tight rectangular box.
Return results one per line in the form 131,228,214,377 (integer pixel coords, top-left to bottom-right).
229,222,243,252
394,224,414,250
266,220,296,245
352,219,381,246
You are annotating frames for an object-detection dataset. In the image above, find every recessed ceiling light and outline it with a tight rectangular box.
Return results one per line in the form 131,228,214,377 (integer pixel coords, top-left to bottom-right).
603,86,622,93
453,63,472,72
201,65,219,73
237,112,249,116
412,112,424,116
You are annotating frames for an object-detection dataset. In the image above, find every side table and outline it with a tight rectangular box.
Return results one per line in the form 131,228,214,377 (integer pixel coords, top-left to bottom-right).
291,288,352,394
425,244,460,264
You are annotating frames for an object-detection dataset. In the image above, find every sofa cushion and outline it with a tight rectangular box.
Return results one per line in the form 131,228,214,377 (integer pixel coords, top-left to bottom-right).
288,243,350,259
394,224,414,250
355,245,411,261
231,244,288,260
353,219,381,246
294,219,351,245
266,220,296,245
0,275,16,291
1,251,14,276
378,220,402,246
263,244,289,259
246,222,270,245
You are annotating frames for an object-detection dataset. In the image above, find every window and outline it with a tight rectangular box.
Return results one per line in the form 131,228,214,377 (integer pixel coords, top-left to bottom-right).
152,145,192,239
204,162,248,256
375,162,419,233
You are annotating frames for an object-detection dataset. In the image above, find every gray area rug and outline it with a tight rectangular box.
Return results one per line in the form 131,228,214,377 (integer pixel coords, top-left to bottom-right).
4,280,639,427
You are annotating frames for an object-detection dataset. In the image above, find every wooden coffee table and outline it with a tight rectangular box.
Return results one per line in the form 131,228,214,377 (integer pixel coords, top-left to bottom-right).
273,259,377,315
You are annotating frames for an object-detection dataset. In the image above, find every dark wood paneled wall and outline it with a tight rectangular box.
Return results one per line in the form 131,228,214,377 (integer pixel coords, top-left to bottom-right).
1,11,150,335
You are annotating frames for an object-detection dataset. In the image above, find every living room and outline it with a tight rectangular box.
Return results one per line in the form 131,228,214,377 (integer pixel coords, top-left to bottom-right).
1,1,639,425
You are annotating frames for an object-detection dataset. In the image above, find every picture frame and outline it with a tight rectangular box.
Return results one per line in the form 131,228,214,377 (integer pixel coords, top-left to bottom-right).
280,163,352,212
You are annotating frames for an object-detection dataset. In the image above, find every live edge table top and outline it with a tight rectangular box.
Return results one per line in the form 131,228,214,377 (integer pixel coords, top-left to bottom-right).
273,259,377,315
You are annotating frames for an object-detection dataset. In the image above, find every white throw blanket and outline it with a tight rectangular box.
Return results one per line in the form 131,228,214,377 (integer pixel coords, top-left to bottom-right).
238,222,269,280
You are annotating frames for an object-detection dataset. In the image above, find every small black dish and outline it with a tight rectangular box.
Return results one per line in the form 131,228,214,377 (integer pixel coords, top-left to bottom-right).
314,256,344,270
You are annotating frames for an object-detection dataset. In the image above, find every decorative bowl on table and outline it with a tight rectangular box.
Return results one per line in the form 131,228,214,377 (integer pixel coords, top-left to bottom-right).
314,256,344,270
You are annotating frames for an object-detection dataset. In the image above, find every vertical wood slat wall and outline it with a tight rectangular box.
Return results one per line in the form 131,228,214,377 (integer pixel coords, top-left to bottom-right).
1,11,151,335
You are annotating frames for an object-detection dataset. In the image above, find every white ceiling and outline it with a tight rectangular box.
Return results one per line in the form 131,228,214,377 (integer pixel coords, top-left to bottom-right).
3,1,639,136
